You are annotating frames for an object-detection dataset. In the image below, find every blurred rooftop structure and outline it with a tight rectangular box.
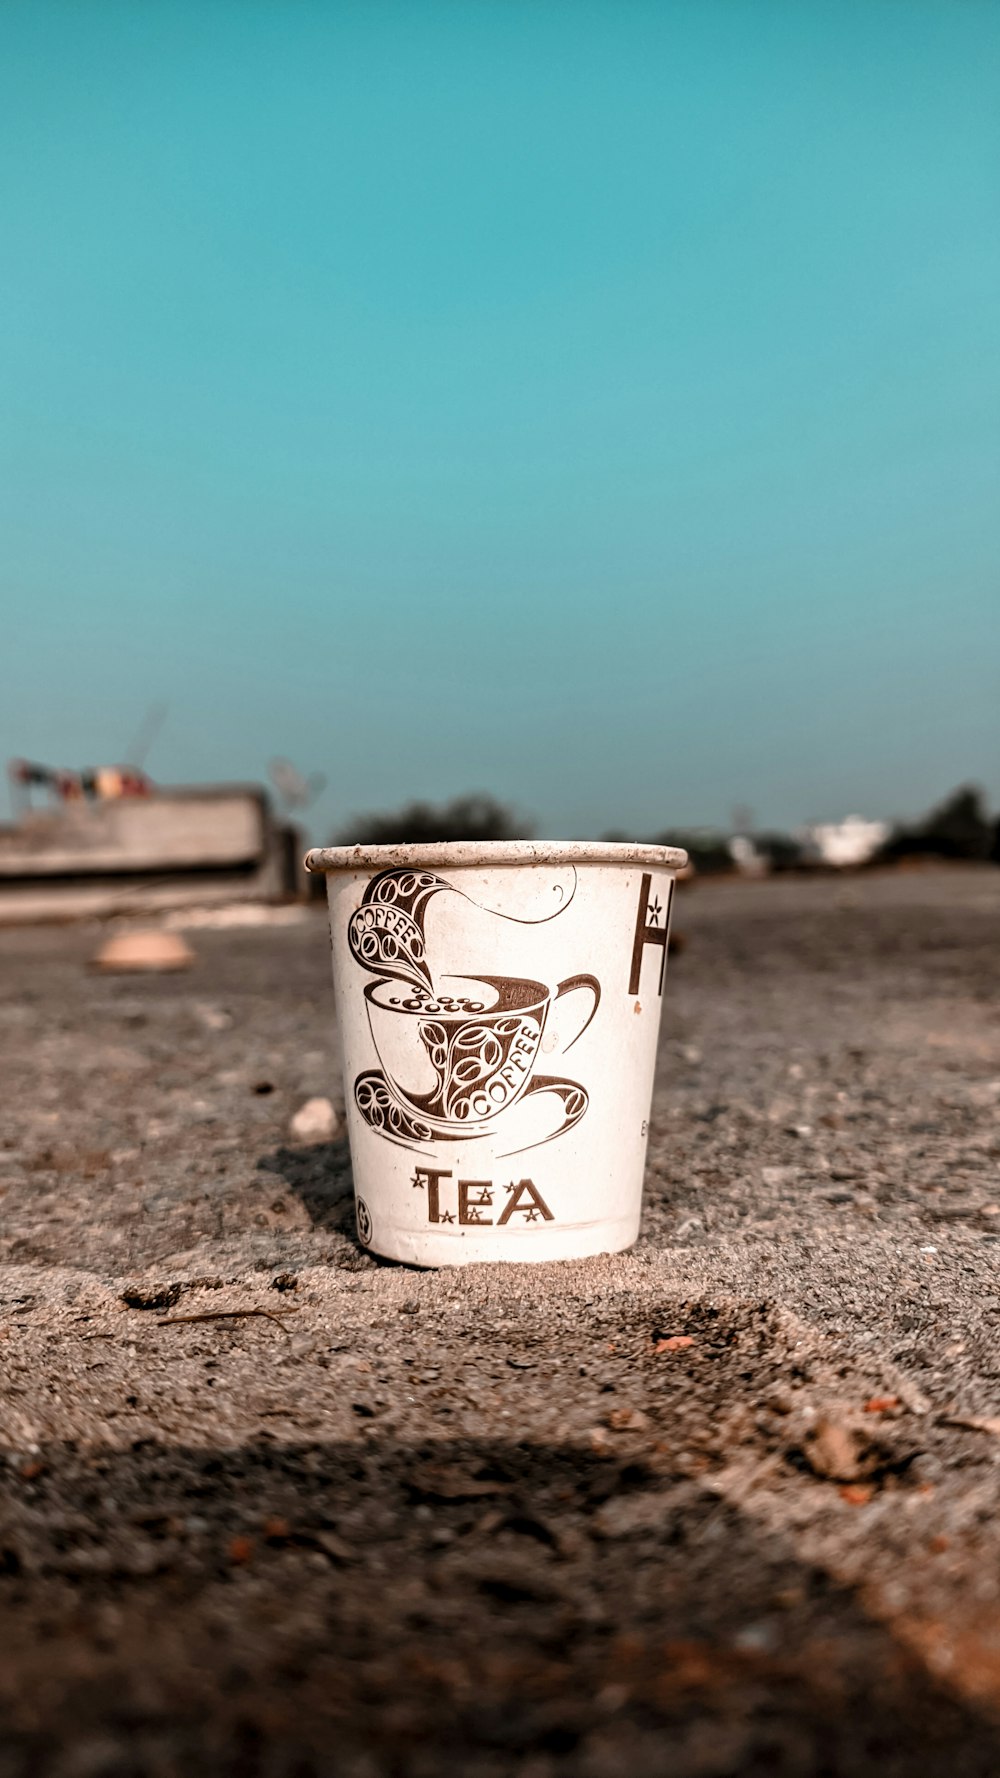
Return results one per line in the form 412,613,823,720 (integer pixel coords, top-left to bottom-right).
798,816,892,870
0,780,305,924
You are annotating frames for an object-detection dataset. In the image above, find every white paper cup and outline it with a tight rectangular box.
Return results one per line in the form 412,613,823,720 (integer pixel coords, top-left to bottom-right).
305,841,687,1267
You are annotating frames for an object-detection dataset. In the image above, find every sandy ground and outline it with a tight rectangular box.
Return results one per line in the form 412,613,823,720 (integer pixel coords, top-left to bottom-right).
2,865,1000,1776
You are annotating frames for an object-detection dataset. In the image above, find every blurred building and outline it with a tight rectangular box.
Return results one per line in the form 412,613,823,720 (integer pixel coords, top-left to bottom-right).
727,834,770,877
0,783,305,923
798,816,890,869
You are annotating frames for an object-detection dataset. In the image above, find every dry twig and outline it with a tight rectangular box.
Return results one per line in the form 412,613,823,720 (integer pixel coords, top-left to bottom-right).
941,1413,1000,1439
157,1307,300,1333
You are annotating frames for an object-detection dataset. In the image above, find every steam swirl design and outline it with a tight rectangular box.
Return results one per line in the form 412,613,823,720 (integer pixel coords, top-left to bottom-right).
347,869,448,996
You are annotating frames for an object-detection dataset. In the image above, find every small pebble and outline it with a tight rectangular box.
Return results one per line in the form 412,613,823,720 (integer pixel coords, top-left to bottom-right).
90,930,194,973
762,1166,798,1188
195,1003,232,1032
802,1416,869,1482
289,1097,340,1141
733,1621,778,1653
605,1404,650,1432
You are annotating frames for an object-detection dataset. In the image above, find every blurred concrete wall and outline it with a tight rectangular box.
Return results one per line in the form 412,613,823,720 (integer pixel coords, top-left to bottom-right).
0,786,305,923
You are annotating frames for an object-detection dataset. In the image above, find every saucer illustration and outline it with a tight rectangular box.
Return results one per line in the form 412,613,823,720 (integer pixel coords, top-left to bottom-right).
347,869,600,1157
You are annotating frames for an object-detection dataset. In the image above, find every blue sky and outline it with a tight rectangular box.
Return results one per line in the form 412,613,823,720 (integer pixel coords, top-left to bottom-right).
2,0,998,838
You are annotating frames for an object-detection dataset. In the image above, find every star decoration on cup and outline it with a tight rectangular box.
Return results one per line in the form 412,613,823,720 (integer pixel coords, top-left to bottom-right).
439,1210,455,1224
410,1172,425,1190
647,895,663,926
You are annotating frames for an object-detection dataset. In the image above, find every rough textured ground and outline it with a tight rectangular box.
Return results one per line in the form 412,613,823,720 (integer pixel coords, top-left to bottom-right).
2,866,1000,1776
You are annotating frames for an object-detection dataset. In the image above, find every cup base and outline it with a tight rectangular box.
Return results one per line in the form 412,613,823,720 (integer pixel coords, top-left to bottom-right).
354,1207,641,1269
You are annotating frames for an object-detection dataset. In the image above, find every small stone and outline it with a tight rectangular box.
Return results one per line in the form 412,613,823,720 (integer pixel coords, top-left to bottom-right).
289,1097,340,1142
309,1529,353,1564
802,1416,868,1482
594,1491,673,1537
605,1404,650,1432
195,1003,232,1032
733,1621,778,1653
762,1166,797,1188
587,1426,616,1457
90,930,194,973
675,1217,703,1238
122,1282,183,1312
596,1682,629,1713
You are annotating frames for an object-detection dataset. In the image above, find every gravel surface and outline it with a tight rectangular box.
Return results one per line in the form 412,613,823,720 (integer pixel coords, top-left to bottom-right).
2,866,1000,1776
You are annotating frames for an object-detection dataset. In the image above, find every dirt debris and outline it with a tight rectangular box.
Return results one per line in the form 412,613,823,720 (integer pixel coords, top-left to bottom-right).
2,869,1000,1774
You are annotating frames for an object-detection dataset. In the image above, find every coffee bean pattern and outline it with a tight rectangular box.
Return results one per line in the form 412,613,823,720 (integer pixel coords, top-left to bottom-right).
355,1071,434,1144
388,993,486,1014
415,1012,543,1125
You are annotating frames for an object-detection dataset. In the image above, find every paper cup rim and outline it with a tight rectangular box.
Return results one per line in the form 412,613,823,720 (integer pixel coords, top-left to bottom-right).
304,840,688,873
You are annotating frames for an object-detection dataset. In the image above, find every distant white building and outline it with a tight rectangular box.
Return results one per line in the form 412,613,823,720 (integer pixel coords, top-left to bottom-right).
798,816,890,869
727,834,769,877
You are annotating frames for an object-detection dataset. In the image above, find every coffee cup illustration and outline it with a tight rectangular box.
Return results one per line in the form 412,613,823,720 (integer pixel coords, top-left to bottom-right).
347,870,600,1152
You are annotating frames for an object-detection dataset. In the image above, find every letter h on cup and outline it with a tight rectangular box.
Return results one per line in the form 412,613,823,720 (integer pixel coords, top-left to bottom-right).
628,872,673,997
